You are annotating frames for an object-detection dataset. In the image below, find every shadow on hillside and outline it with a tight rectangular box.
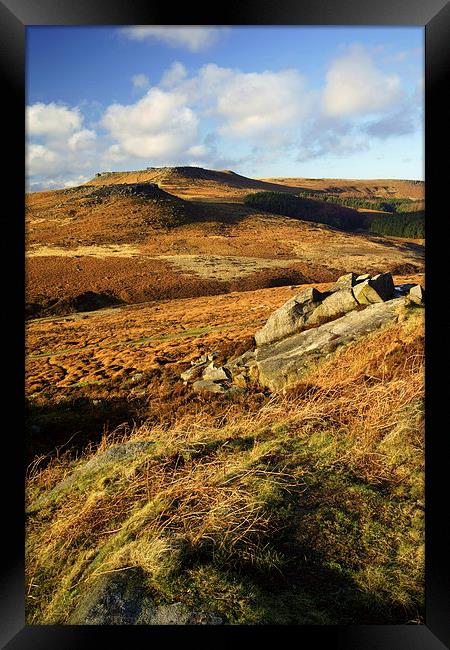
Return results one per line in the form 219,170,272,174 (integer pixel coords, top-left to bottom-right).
247,550,420,624
187,200,266,224
25,395,144,467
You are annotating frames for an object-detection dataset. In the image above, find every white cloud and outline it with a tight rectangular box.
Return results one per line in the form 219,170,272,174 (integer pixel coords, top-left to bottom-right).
67,128,97,151
26,143,61,175
166,63,314,143
160,62,188,88
101,143,128,165
323,44,402,117
26,102,82,137
63,174,91,187
187,144,208,157
26,102,100,187
132,73,149,89
213,68,312,139
121,26,226,52
101,87,199,159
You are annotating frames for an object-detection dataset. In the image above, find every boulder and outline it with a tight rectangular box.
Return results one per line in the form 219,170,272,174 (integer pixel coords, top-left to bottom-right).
369,272,395,301
307,288,358,324
192,380,228,394
69,570,224,625
353,273,394,304
329,272,358,292
353,280,383,305
224,350,255,377
202,363,231,382
408,284,425,305
255,298,406,391
355,274,370,283
254,287,324,347
181,362,207,382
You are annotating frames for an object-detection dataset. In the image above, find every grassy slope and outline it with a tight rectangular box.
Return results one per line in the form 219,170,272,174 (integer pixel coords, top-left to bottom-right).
26,304,424,625
26,168,425,319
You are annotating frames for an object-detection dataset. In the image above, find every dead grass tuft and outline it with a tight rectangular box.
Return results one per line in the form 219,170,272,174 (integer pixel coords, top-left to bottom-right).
26,309,424,624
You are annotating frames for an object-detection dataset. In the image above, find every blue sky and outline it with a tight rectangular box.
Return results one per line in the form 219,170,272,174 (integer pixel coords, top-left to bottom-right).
26,26,424,190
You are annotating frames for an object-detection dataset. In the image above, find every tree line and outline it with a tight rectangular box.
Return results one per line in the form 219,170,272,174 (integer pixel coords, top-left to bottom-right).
368,212,425,238
244,191,365,231
296,192,424,214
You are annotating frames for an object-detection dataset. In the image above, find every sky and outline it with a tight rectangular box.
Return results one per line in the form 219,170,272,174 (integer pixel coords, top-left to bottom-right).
26,26,424,191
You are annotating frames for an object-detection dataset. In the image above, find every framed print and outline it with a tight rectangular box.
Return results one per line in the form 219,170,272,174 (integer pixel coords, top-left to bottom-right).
2,0,449,647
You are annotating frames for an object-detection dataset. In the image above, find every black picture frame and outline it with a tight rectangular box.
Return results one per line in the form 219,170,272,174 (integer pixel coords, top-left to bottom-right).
3,0,449,647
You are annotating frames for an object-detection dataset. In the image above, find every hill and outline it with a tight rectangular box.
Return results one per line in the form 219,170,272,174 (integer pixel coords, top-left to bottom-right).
26,167,424,319
260,176,424,200
85,166,424,202
85,166,307,201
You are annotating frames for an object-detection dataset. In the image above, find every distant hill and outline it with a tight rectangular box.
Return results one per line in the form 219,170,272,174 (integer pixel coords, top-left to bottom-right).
84,166,424,202
26,166,424,319
260,176,424,200
85,166,312,200
26,181,205,248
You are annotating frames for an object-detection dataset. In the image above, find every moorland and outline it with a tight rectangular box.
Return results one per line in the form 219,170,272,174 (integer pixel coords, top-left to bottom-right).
25,167,425,625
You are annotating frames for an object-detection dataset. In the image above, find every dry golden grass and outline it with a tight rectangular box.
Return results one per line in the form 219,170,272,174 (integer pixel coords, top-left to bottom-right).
25,167,424,319
26,306,424,625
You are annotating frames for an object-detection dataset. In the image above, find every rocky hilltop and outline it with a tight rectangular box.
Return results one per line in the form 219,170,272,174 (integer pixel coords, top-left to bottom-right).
180,271,424,393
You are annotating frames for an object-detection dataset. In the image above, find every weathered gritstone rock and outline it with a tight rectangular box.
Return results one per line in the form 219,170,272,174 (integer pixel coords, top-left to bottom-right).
69,570,224,625
329,272,359,292
254,287,324,347
255,298,406,391
369,272,395,301
202,363,231,382
192,379,229,394
409,284,425,305
307,288,358,324
353,280,383,305
181,362,208,382
353,272,395,305
224,350,255,374
177,273,423,396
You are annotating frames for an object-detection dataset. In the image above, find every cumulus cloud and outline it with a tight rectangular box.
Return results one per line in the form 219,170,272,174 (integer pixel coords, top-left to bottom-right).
160,62,188,88
131,73,149,89
101,87,199,159
26,101,100,188
214,68,311,139
121,26,226,52
167,63,314,143
26,143,61,175
26,102,82,137
67,128,97,151
323,44,402,117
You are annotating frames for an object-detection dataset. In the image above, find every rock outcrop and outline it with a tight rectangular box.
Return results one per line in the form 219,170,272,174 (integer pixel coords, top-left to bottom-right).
69,569,224,625
254,288,324,347
255,298,405,391
179,272,424,394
